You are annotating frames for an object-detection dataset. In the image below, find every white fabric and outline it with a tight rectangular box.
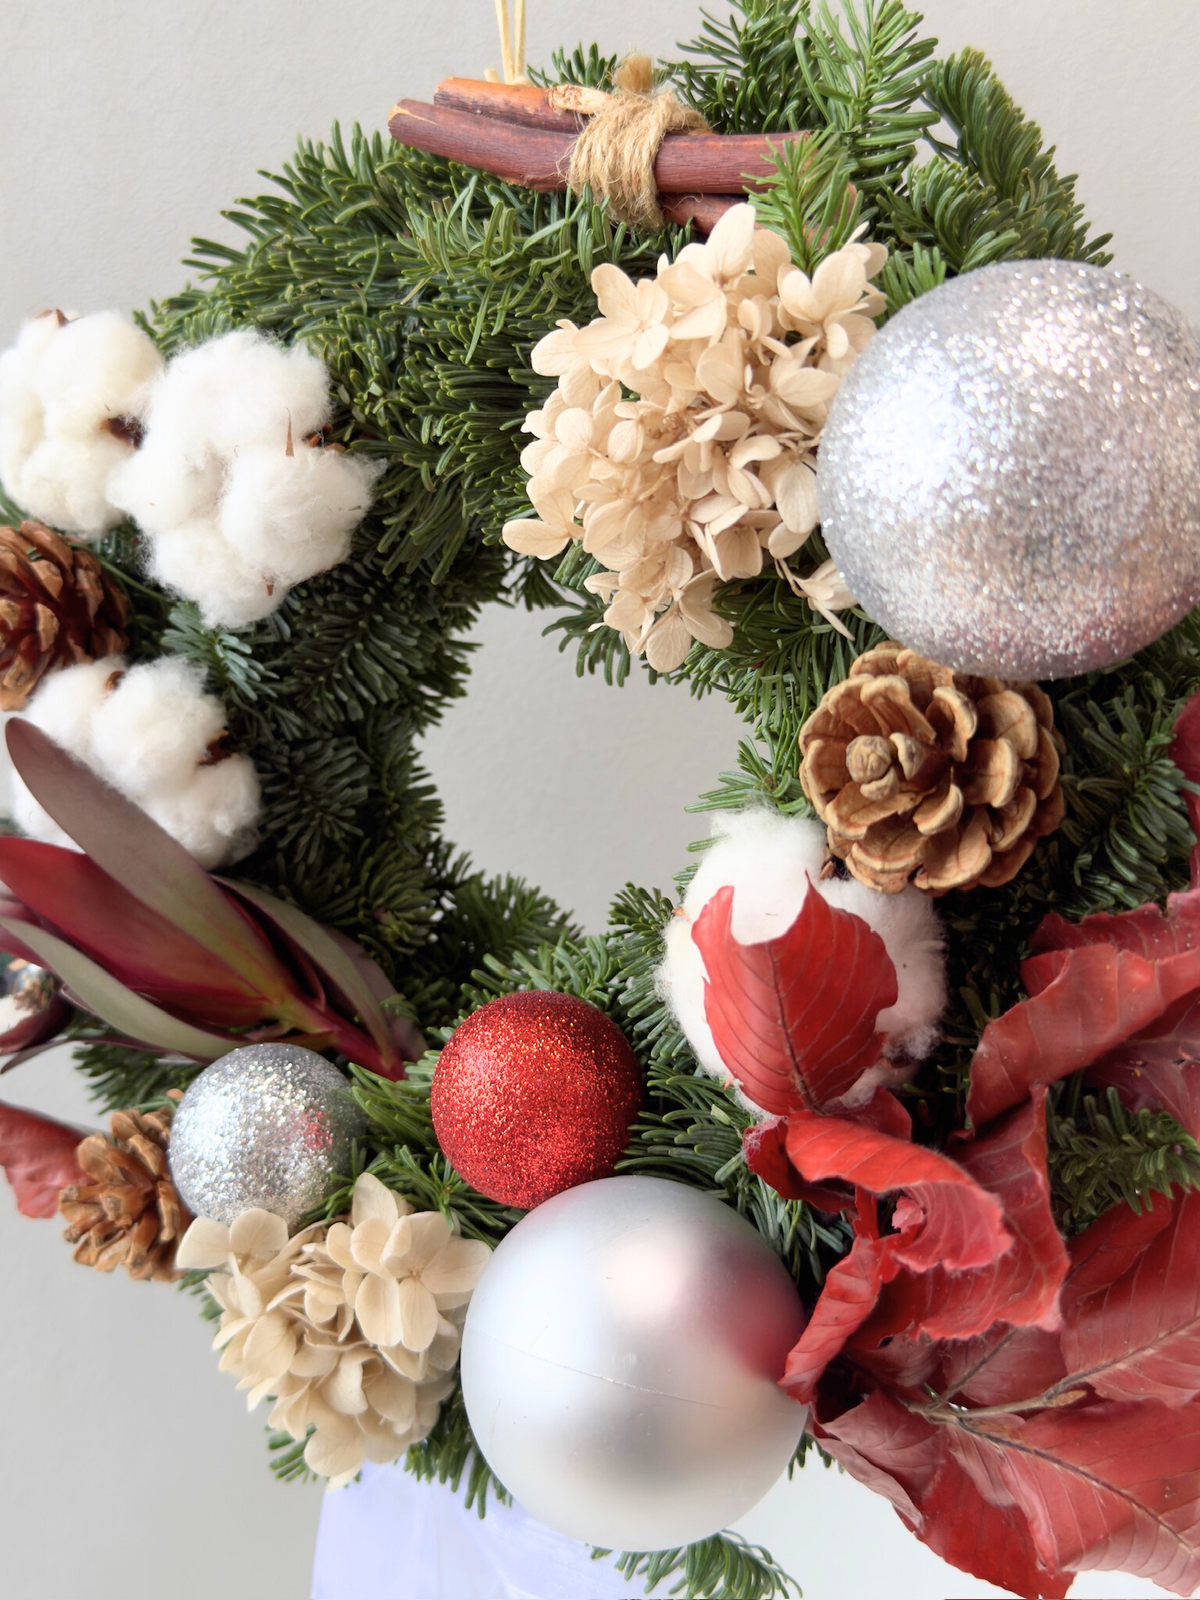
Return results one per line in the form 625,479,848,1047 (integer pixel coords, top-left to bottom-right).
312,1463,656,1599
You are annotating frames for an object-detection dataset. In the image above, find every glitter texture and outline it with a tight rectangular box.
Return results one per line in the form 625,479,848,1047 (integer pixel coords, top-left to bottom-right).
168,1043,364,1228
819,260,1200,679
430,992,642,1210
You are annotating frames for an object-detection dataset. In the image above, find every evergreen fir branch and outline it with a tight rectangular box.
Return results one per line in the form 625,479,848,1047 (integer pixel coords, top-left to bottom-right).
668,0,814,133
529,44,621,91
1047,1084,1200,1235
267,1427,319,1484
71,1037,199,1112
405,1385,511,1515
607,1530,801,1599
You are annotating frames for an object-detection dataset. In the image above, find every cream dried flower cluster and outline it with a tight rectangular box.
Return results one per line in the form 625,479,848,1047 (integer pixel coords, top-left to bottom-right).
503,203,886,672
177,1174,491,1488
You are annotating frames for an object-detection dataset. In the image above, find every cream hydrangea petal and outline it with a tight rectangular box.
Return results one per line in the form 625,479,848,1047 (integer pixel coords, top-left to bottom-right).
304,1418,364,1485
703,203,756,282
323,1221,356,1271
228,1208,290,1261
349,1215,392,1275
391,1211,454,1274
292,1339,340,1379
355,1271,403,1348
323,1354,369,1416
396,1277,441,1352
363,1365,417,1429
530,323,581,377
591,263,639,320
377,1343,426,1382
501,519,572,558
775,460,821,538
643,607,691,672
242,1310,298,1386
421,1236,492,1298
174,1216,231,1271
351,1172,399,1229
359,1410,408,1465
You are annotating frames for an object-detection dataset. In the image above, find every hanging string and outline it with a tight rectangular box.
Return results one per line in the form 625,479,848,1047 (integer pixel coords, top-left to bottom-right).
487,0,527,85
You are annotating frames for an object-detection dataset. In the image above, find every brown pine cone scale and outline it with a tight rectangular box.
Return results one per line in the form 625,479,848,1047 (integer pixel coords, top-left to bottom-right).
800,643,1064,896
0,520,129,710
59,1102,189,1281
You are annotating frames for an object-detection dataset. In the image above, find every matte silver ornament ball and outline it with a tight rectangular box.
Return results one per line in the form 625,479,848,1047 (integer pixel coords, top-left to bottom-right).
168,1043,365,1228
819,260,1200,679
460,1175,807,1551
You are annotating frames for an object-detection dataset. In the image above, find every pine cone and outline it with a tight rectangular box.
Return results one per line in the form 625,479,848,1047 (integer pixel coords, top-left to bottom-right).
0,519,129,710
59,1102,189,1281
799,643,1065,895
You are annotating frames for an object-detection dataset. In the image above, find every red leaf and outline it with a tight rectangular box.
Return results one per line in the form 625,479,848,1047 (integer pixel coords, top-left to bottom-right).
1033,887,1200,964
781,1230,897,1403
1067,1191,1175,1298
863,1090,1068,1345
967,941,1200,1130
693,881,897,1114
742,1116,854,1211
812,1388,941,1524
783,1111,1010,1274
961,1398,1200,1593
937,1323,1069,1409
0,1100,85,1217
1062,1190,1200,1408
1171,689,1200,884
916,1450,1071,1599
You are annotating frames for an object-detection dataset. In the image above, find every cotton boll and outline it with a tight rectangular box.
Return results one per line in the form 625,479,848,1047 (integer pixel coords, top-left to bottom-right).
142,757,261,868
36,311,162,438
0,311,162,538
91,658,228,796
16,429,135,538
658,809,946,1104
6,656,125,847
220,444,381,587
107,433,223,535
146,517,277,628
143,330,330,459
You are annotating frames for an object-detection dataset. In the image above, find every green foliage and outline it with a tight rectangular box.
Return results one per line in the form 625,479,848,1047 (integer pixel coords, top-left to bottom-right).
267,1428,319,1485
1048,1085,1200,1235
603,1531,802,1599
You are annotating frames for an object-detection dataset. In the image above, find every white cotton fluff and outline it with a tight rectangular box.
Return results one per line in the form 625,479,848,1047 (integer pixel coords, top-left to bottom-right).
109,329,381,627
5,656,260,868
0,311,163,537
658,809,947,1112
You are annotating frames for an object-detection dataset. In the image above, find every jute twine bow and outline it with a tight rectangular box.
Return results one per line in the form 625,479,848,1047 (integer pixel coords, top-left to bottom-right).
562,55,710,230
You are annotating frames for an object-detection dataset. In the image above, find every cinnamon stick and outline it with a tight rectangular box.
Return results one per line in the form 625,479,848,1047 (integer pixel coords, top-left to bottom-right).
388,98,807,196
434,78,596,133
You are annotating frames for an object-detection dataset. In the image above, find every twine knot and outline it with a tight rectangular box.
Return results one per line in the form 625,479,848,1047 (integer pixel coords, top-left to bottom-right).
562,55,709,230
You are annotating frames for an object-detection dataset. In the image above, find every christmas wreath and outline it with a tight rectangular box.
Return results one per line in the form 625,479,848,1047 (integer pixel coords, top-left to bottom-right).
3,4,1200,1597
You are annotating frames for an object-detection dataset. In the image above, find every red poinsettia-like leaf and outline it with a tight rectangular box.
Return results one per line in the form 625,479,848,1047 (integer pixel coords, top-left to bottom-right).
1062,1189,1200,1408
0,1100,85,1218
863,1090,1068,1347
781,1110,1010,1274
966,939,1200,1131
693,881,897,1114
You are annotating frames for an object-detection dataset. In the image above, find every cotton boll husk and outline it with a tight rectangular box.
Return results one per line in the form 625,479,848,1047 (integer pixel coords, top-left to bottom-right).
220,444,381,587
142,330,330,459
141,757,261,868
90,658,228,796
107,434,223,535
145,517,277,628
6,656,125,847
658,810,946,1105
36,311,163,437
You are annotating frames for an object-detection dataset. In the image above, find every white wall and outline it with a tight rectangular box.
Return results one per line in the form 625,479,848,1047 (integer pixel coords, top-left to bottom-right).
0,3,1196,1596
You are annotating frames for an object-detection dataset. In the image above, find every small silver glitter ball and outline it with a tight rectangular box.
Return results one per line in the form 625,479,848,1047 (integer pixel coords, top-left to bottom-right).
461,1175,807,1551
168,1044,364,1227
820,260,1200,679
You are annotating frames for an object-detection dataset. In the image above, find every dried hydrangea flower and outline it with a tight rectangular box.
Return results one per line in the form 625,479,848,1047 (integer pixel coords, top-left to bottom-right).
176,1175,491,1489
504,203,887,670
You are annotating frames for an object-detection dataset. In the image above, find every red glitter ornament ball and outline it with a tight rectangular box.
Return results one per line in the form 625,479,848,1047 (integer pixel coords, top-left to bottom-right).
430,991,642,1209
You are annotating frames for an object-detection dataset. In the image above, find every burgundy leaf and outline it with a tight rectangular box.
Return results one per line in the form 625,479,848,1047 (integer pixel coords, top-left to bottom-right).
967,941,1200,1130
0,1100,86,1217
1067,1191,1175,1298
937,1322,1069,1409
1087,990,1200,1138
0,838,270,1025
693,881,897,1114
915,1450,1071,1599
5,721,288,1001
782,1110,1010,1275
742,1115,853,1211
1033,887,1200,964
812,1388,941,1524
1063,1190,1200,1408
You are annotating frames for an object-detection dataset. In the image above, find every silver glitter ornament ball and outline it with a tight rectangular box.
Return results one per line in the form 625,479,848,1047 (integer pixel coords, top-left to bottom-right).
461,1175,807,1551
819,260,1200,679
168,1044,364,1227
